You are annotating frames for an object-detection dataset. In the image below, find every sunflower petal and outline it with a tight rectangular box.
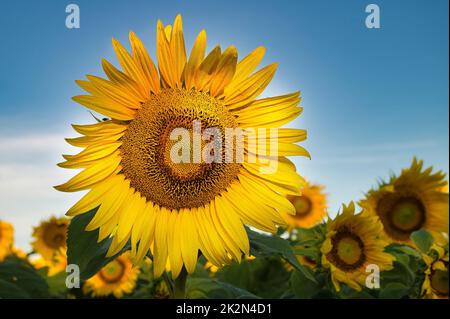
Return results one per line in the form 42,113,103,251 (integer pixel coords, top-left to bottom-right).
185,30,206,90
210,46,238,97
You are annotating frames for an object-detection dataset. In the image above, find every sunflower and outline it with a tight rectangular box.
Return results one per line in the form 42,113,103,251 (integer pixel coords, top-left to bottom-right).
422,243,449,299
321,202,395,291
31,253,67,276
284,181,327,229
31,216,69,261
83,253,139,298
360,158,449,245
0,220,14,262
56,14,308,278
11,246,27,259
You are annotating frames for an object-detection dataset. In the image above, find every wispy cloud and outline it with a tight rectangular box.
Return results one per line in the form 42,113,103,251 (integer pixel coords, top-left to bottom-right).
0,133,82,250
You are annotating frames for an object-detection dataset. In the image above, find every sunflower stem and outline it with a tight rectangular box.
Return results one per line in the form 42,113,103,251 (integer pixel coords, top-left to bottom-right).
173,268,188,299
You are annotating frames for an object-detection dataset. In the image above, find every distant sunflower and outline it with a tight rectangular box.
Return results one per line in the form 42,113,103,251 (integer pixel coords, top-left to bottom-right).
0,221,14,261
284,182,327,229
422,243,449,299
56,14,308,278
11,246,27,259
83,253,139,298
360,158,449,244
31,217,69,260
298,255,317,270
321,202,395,291
31,253,67,276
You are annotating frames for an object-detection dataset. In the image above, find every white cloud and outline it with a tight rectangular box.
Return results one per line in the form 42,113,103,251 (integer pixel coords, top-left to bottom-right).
0,133,83,250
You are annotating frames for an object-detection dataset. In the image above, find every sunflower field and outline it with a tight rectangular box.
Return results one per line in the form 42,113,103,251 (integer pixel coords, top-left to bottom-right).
0,12,448,302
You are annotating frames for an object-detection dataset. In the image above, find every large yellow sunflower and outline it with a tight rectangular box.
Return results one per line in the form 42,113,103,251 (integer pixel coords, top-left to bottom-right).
360,158,449,245
284,181,327,229
0,220,14,262
83,253,139,298
422,243,449,299
321,202,395,291
56,15,308,278
31,216,69,261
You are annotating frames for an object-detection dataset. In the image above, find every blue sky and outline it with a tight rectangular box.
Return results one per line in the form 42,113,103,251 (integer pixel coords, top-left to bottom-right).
0,0,448,249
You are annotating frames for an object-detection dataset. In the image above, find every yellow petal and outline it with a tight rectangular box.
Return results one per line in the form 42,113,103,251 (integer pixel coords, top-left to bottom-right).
214,196,250,255
156,20,176,88
168,210,183,279
102,59,146,102
66,175,119,217
54,152,121,192
210,46,238,97
179,208,200,274
153,206,169,278
86,179,131,231
65,132,125,148
84,75,142,109
60,142,121,168
209,200,242,262
195,205,228,266
193,46,221,91
135,203,157,262
72,95,135,121
112,38,149,98
116,191,146,243
170,15,186,87
224,63,277,109
185,30,206,90
228,46,265,91
239,174,296,215
72,121,127,137
129,32,160,94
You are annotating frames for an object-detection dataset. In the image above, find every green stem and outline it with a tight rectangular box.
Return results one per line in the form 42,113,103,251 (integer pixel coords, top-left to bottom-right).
162,272,174,297
173,268,188,299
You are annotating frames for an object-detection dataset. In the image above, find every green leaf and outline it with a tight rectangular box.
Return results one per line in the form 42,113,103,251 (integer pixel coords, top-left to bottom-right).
217,257,291,298
0,279,31,298
290,268,321,298
411,229,434,253
246,228,317,283
0,256,50,298
67,208,130,280
379,283,410,299
186,277,260,299
37,268,68,296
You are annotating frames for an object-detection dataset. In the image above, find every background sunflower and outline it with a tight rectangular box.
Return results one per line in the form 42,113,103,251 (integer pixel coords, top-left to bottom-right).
31,216,69,261
360,158,449,244
0,221,14,262
321,202,395,291
284,181,327,229
83,253,140,298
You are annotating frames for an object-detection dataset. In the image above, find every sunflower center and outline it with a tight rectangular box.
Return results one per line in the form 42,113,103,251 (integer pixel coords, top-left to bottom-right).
99,259,126,284
390,197,426,233
377,193,427,241
292,196,313,217
120,88,241,210
328,229,366,271
430,269,449,296
43,225,67,249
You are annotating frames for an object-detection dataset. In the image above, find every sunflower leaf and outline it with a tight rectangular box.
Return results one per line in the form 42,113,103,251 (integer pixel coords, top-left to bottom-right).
410,229,434,253
186,277,260,299
0,256,50,298
290,268,321,298
67,207,130,280
246,227,317,283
